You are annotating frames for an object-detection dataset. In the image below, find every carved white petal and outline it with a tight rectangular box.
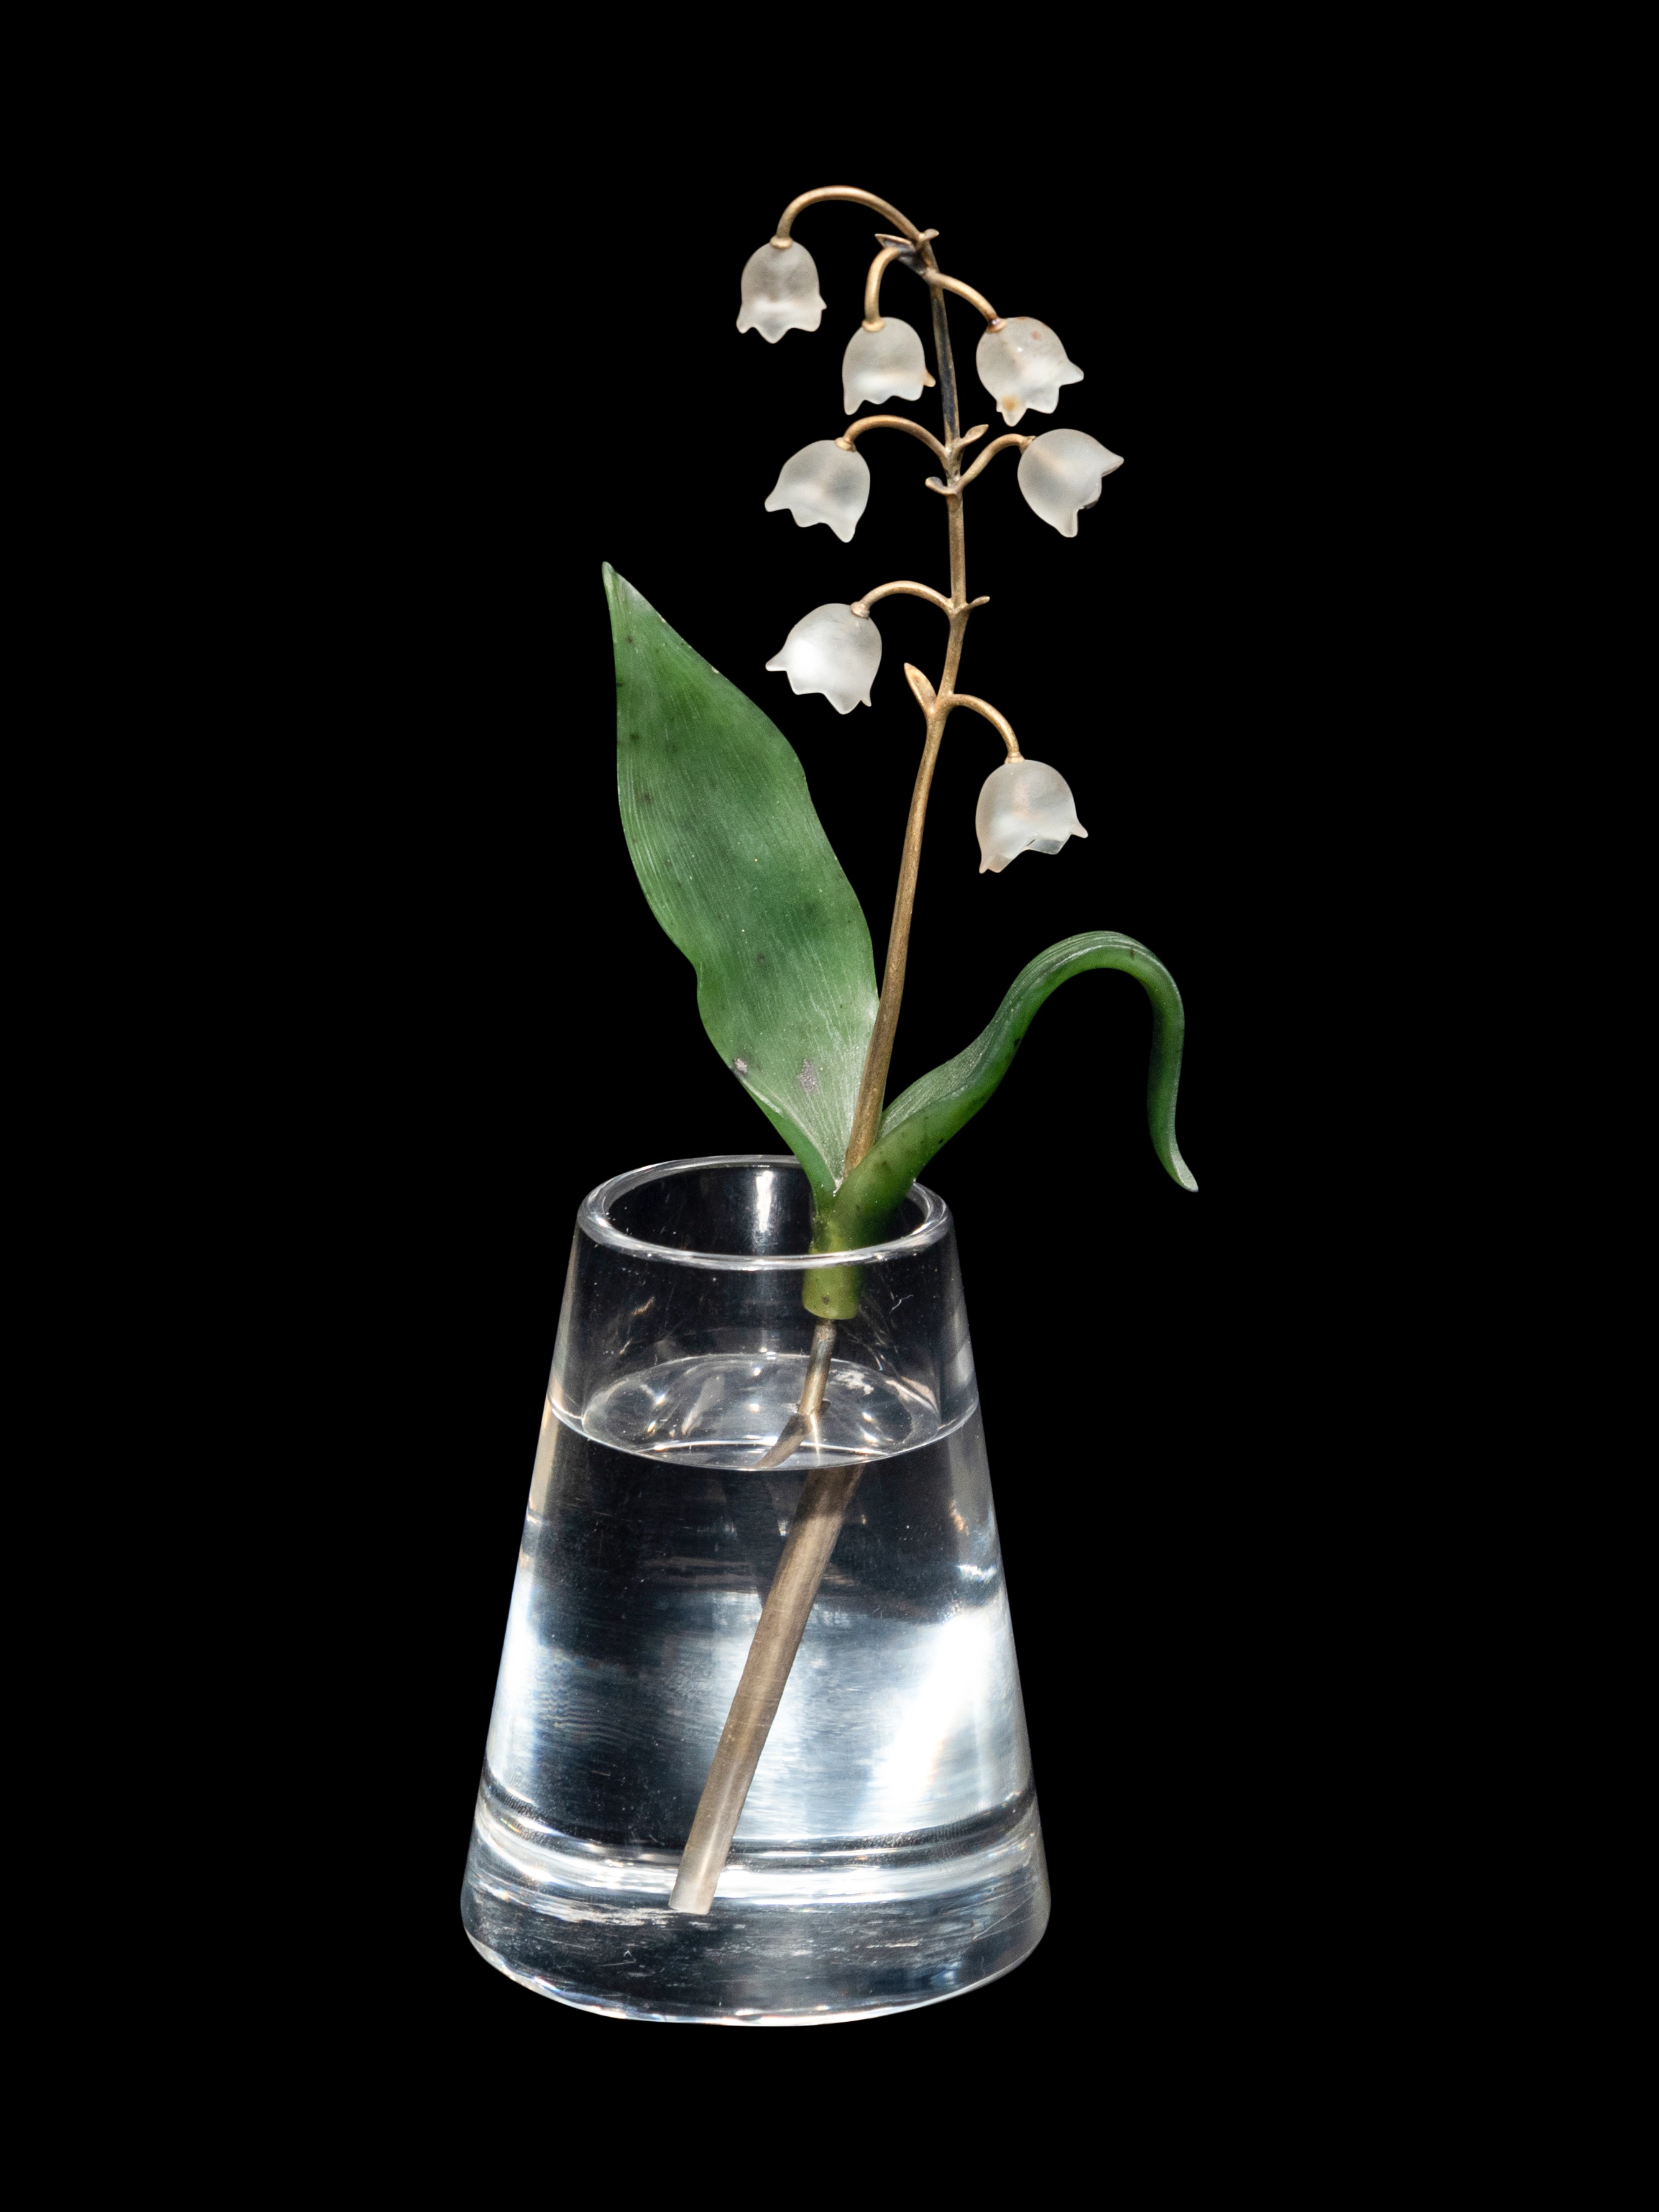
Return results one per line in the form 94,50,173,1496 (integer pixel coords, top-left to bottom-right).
763,440,871,543
975,316,1084,426
975,760,1089,874
1016,429,1123,538
737,241,826,343
765,603,881,715
841,318,929,413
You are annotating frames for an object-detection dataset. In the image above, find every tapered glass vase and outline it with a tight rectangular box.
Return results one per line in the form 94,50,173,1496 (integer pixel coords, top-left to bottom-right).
461,1156,1049,2022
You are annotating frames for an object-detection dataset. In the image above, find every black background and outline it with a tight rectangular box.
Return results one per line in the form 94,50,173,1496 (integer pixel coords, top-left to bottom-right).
326,134,1348,2093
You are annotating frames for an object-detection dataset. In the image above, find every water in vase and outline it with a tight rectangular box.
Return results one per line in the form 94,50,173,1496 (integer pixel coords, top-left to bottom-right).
461,1348,1049,2023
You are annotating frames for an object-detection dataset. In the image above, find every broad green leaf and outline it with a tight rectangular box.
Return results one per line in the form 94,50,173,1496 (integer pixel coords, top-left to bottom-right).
814,931,1197,1262
606,565,878,1206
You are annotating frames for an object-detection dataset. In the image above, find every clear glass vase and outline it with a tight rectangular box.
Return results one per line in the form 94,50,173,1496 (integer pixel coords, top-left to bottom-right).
461,1155,1049,2023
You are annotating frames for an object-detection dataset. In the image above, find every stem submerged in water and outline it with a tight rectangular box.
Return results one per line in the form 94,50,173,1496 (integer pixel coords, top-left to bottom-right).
668,1461,860,1916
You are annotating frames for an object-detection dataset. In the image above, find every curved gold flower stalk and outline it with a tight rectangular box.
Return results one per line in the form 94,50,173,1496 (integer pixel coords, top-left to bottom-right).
835,415,949,462
862,245,907,327
871,233,1000,331
940,691,1024,761
922,270,1003,326
862,241,939,341
954,433,1036,490
850,581,955,618
771,186,931,249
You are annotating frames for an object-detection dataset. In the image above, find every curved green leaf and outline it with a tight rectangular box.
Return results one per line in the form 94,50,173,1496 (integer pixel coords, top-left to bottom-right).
607,566,878,1206
817,930,1197,1252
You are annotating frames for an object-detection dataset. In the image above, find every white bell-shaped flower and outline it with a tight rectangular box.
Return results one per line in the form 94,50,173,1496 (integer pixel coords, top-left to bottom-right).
765,603,881,715
975,760,1088,874
763,440,870,543
975,316,1083,426
737,241,825,342
1017,430,1123,537
842,318,930,413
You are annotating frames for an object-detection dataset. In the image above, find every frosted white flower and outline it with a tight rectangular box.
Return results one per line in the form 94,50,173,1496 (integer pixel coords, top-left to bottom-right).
763,440,870,543
737,240,826,342
1017,429,1123,537
766,603,881,715
842,318,931,413
975,760,1088,874
975,316,1083,426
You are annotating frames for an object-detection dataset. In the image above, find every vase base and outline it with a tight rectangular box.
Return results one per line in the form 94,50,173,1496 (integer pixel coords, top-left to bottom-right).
462,1929,1039,2024
460,1788,1049,2024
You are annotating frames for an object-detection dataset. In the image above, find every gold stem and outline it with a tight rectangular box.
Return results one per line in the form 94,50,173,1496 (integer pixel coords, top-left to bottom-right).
843,278,972,1176
842,597,965,1170
851,581,954,618
862,245,908,328
922,270,1001,324
939,691,1023,761
668,1456,863,1916
927,259,961,447
771,186,929,247
954,433,1034,490
836,415,947,462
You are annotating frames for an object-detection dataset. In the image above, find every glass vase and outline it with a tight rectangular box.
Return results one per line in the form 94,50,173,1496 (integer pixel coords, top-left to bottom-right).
461,1155,1049,2023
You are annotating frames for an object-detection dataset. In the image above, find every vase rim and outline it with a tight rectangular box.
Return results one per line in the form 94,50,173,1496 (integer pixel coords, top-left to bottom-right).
579,1154,950,1270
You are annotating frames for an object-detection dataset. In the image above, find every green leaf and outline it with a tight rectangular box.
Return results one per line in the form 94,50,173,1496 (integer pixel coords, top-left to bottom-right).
606,566,878,1207
817,930,1197,1253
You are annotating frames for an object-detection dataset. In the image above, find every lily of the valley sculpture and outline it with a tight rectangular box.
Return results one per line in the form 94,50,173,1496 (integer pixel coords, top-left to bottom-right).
613,183,1195,1920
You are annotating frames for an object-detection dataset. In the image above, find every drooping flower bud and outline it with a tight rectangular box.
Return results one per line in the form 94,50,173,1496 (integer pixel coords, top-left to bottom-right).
975,317,1083,426
765,603,881,715
763,441,871,543
1017,430,1123,537
975,760,1088,874
841,318,930,413
737,241,826,342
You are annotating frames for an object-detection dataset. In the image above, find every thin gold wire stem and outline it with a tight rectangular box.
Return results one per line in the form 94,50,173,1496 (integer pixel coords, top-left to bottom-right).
921,270,1001,324
771,186,927,248
939,691,1023,761
927,265,962,449
836,415,947,462
953,433,1034,490
862,246,909,328
843,278,970,1173
851,581,954,617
